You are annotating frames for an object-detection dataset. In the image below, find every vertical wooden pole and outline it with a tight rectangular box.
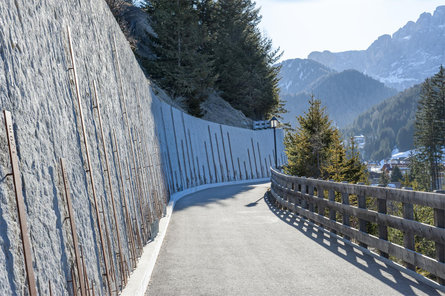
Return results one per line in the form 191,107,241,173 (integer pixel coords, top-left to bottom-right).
204,141,213,183
214,133,225,182
67,27,113,294
195,156,201,185
202,165,207,184
264,158,269,177
250,138,259,178
256,142,264,178
125,157,143,253
247,149,253,179
208,126,218,182
71,265,78,296
219,126,230,181
188,130,198,186
92,81,125,288
131,133,148,242
112,132,137,268
60,158,87,296
81,247,90,296
3,110,37,296
49,280,53,296
159,107,174,193
181,114,194,186
170,107,184,189
226,132,235,181
243,161,249,180
180,140,189,188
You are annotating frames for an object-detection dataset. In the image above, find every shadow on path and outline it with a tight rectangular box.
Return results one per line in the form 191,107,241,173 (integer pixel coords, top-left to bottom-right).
265,192,443,296
173,182,268,212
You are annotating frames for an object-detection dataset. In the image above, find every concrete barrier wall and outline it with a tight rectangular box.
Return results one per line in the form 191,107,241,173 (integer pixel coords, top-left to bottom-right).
0,0,285,295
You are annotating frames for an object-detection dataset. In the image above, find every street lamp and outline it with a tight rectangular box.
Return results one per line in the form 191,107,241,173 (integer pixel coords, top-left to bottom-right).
269,116,279,168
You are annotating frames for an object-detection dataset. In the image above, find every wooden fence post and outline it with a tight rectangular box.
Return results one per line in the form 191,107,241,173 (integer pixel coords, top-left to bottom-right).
328,181,336,234
402,187,415,270
434,190,445,284
378,185,389,258
341,182,350,240
357,182,367,248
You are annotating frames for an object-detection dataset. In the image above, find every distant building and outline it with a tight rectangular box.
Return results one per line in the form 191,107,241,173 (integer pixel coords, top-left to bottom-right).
354,135,365,149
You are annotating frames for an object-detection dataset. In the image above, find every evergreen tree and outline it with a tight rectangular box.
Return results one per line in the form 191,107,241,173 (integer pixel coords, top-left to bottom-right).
213,0,282,119
322,130,347,182
343,137,368,183
145,0,215,116
379,170,390,186
286,97,367,182
323,136,367,183
407,153,431,191
284,97,337,178
391,166,403,182
414,67,445,190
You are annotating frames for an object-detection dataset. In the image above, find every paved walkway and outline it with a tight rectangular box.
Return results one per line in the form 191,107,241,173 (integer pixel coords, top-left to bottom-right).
147,182,444,296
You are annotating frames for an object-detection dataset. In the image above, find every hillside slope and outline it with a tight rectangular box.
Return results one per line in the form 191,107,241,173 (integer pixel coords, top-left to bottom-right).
278,58,335,95
118,2,253,128
343,84,422,160
281,69,397,128
309,6,445,90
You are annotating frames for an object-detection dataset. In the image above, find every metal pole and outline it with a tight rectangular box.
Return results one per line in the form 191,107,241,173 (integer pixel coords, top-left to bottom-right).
273,127,277,168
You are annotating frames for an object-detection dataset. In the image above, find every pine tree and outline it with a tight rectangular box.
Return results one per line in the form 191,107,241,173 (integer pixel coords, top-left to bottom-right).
284,97,337,178
408,153,431,191
213,0,282,119
414,67,445,190
343,137,368,183
144,0,215,116
391,166,403,183
322,130,347,182
379,170,390,186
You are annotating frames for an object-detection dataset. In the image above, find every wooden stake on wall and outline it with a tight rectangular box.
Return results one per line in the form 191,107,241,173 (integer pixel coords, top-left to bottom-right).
3,110,37,296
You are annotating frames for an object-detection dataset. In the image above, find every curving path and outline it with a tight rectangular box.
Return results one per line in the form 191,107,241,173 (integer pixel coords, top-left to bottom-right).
147,182,444,296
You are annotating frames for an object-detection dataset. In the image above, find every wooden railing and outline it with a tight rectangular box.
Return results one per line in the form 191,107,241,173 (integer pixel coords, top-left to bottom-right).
270,168,445,284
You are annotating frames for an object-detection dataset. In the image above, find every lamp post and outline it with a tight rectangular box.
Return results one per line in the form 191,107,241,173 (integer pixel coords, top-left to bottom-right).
269,116,279,168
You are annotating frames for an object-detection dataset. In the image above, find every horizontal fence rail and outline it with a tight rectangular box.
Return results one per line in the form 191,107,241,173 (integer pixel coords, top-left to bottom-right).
270,168,445,284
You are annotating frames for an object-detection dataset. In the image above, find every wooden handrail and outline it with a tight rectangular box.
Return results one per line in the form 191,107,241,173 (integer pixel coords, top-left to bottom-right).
270,168,445,284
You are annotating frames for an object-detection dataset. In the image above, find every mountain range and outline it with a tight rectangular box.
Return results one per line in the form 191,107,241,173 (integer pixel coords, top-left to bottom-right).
278,59,397,128
308,5,445,90
343,84,421,161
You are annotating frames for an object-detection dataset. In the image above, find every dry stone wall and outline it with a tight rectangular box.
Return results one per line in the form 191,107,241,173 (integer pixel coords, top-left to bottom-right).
0,0,285,295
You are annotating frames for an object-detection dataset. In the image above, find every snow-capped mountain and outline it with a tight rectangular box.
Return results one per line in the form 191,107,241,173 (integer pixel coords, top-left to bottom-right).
309,5,445,90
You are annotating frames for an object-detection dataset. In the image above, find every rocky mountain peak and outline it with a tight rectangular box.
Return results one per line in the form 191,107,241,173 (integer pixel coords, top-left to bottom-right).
309,5,445,90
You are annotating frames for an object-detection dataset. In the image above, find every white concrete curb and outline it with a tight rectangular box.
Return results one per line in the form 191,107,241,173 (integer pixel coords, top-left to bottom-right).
121,178,270,296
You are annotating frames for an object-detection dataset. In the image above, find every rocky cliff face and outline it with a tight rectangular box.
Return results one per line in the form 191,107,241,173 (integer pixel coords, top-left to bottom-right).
309,5,445,90
0,1,283,295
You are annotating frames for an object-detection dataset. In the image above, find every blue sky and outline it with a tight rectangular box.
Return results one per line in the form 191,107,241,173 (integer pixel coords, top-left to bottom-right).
254,0,445,60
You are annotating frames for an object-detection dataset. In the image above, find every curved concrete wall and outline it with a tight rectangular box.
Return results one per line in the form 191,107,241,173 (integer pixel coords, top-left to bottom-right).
0,0,285,295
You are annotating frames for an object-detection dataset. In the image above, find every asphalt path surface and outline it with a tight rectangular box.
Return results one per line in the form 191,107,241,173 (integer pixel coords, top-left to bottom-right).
147,182,444,296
